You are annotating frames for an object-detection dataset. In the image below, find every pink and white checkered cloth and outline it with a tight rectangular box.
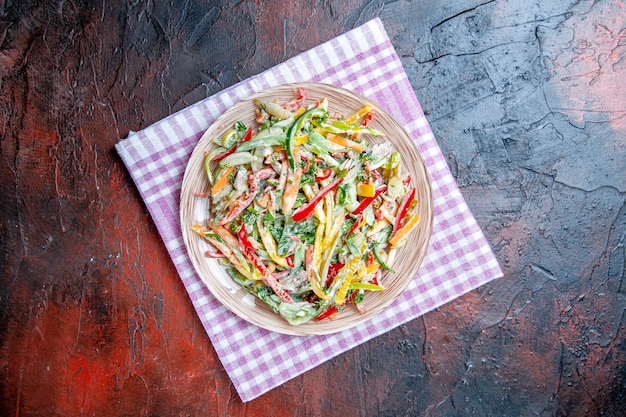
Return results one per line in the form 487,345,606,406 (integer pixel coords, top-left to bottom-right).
116,18,502,402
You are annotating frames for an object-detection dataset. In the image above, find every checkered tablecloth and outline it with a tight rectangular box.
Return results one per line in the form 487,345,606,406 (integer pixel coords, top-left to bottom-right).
115,18,502,402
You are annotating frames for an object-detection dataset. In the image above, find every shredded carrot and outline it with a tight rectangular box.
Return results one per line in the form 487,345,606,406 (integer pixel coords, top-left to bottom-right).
326,133,365,152
282,148,302,213
388,213,420,247
210,166,234,195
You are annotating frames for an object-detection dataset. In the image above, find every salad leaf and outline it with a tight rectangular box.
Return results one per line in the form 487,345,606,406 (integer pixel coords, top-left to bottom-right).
226,268,255,287
242,206,260,226
278,302,317,325
255,285,281,313
293,217,318,244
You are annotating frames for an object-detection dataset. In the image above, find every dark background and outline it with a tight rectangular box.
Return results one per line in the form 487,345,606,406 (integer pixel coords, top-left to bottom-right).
1,1,625,416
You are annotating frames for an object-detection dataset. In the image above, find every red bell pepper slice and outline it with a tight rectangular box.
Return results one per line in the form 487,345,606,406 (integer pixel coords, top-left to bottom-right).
314,305,338,321
371,272,380,286
243,246,269,277
361,109,376,127
211,127,253,162
315,167,332,181
325,262,345,287
315,286,360,321
286,255,294,268
352,109,377,139
352,185,387,216
394,188,416,232
237,224,258,251
292,176,344,222
345,214,362,239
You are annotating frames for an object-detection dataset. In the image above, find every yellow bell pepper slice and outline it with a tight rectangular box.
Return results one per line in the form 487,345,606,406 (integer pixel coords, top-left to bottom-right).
322,207,344,249
311,222,326,272
323,192,335,242
346,105,373,124
356,182,376,197
293,107,306,118
365,262,380,277
293,134,309,146
334,257,362,305
257,219,289,268
302,183,326,223
388,213,420,247
309,269,329,300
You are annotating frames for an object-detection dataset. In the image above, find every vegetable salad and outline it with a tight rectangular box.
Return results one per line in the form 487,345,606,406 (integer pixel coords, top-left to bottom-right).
192,87,421,325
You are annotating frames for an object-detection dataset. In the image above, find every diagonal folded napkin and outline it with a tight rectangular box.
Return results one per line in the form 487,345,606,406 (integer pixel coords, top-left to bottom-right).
115,18,502,402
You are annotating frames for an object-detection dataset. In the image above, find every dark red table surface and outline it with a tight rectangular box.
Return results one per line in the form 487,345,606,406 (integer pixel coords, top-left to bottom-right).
1,1,625,416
